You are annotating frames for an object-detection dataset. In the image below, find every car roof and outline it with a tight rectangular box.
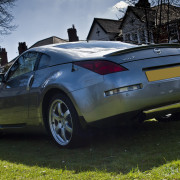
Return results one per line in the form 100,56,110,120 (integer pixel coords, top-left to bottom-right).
29,41,137,64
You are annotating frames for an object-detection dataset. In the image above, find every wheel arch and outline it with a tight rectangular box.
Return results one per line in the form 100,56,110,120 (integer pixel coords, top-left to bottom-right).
41,87,86,128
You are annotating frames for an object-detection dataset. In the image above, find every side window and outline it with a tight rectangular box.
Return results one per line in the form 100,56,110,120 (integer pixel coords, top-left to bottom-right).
9,52,39,80
37,54,50,69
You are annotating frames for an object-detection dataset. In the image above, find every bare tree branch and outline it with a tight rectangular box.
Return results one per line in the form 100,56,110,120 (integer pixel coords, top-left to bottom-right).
125,0,137,6
117,0,180,43
0,0,17,35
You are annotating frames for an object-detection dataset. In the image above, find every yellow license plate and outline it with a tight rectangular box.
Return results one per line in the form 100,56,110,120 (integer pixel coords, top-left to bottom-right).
145,66,180,82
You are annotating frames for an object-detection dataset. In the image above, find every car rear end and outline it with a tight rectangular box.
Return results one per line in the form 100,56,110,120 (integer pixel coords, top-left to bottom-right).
105,45,180,120
70,44,180,125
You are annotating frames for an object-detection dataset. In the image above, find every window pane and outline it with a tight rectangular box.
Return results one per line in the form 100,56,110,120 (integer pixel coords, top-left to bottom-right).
24,52,38,72
9,52,38,79
38,54,50,69
140,30,146,43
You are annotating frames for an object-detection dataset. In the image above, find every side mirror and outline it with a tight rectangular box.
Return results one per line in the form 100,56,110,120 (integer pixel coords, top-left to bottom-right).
0,73,5,83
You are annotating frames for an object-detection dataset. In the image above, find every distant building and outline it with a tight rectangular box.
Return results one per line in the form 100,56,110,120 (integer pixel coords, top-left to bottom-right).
87,18,122,41
30,26,79,48
0,48,8,72
5,25,79,67
18,42,28,55
87,0,180,44
67,25,79,42
0,48,8,66
30,36,68,48
120,0,155,44
121,0,180,44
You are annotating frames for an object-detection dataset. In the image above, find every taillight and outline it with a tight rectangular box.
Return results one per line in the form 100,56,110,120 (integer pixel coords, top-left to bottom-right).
74,60,127,75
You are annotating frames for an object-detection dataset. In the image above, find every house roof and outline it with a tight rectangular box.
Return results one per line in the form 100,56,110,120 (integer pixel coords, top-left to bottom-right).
30,36,68,48
120,6,156,29
7,36,68,64
87,18,122,40
130,6,155,22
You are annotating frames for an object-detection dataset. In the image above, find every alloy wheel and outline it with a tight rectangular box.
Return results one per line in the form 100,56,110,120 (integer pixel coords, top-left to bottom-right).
49,99,73,146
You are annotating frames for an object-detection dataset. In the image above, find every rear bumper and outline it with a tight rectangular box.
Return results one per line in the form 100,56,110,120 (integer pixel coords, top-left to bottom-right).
70,75,180,124
87,102,180,127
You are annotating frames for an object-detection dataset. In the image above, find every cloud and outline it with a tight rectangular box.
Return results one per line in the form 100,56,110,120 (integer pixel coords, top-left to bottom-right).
113,1,129,10
104,1,128,19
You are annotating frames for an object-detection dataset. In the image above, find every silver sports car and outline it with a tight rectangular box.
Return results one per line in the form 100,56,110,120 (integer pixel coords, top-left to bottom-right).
0,41,180,148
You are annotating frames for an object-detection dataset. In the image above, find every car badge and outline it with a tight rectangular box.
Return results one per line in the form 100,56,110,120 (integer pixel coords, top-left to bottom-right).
122,56,135,61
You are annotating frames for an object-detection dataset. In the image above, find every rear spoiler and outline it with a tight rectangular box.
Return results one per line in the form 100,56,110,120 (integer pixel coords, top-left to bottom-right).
105,43,180,57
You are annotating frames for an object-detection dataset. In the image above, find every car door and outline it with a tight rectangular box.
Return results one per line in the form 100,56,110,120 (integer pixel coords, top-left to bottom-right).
27,53,51,124
0,51,40,125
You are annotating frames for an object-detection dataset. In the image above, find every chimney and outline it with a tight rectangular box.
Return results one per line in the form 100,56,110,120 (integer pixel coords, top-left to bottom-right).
135,0,150,8
67,25,79,42
0,48,8,66
18,42,28,55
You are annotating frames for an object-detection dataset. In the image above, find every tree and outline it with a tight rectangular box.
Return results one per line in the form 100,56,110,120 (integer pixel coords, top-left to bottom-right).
151,0,180,43
0,0,17,35
124,0,180,7
117,0,180,43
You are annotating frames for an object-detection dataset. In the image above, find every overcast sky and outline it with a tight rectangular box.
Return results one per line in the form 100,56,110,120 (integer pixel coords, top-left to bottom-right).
0,0,129,61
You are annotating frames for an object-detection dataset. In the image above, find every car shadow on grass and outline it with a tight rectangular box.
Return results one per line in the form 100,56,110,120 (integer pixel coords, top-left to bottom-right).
0,120,180,174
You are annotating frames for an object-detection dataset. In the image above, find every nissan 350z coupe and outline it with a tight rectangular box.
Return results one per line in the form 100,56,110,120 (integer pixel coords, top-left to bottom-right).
0,41,180,148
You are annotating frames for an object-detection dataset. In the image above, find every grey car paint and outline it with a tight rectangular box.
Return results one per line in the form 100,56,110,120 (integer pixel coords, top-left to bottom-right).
0,41,180,132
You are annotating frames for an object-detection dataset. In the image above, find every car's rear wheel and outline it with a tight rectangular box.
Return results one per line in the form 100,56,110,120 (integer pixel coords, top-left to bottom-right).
46,93,85,148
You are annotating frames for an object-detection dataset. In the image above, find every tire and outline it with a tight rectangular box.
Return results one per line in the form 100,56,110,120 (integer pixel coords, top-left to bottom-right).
156,112,180,122
45,93,85,148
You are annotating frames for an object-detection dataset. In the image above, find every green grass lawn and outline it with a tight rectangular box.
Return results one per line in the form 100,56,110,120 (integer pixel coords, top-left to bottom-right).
0,120,180,179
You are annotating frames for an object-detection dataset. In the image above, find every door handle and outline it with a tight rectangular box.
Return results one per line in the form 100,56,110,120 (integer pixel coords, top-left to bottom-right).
27,75,34,91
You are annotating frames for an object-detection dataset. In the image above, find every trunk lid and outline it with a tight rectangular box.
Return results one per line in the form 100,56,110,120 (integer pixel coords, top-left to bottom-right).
105,44,180,64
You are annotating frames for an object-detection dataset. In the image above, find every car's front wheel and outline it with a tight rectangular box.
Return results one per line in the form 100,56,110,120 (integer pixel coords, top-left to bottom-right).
46,93,84,148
